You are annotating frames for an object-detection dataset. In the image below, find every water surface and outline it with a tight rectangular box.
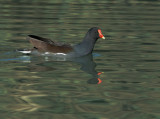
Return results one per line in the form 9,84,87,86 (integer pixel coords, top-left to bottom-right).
0,0,160,119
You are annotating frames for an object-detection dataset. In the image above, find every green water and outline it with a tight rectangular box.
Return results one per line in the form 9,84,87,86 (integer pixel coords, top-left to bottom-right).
0,0,160,119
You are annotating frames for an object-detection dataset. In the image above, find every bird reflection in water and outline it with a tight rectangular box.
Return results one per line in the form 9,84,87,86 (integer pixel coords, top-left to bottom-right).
19,52,103,84
71,53,103,84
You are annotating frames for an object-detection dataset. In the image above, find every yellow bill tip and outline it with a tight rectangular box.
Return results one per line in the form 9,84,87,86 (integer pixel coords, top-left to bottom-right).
102,36,105,39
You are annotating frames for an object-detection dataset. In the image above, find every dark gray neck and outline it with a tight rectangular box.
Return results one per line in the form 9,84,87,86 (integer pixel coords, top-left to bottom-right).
73,33,98,56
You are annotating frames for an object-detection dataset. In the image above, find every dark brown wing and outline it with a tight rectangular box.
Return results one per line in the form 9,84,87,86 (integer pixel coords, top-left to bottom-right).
27,35,73,53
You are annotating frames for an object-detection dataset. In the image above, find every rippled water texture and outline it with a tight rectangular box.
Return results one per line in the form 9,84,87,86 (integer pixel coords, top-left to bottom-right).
0,0,160,119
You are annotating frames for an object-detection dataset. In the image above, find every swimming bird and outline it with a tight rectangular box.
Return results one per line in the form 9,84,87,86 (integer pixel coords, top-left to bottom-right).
26,27,105,57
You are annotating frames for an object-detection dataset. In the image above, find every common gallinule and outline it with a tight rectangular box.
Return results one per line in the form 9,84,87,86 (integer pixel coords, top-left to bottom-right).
27,27,105,57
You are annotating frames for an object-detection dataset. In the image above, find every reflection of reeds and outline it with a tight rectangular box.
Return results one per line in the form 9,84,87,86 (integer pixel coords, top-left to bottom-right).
9,89,47,112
